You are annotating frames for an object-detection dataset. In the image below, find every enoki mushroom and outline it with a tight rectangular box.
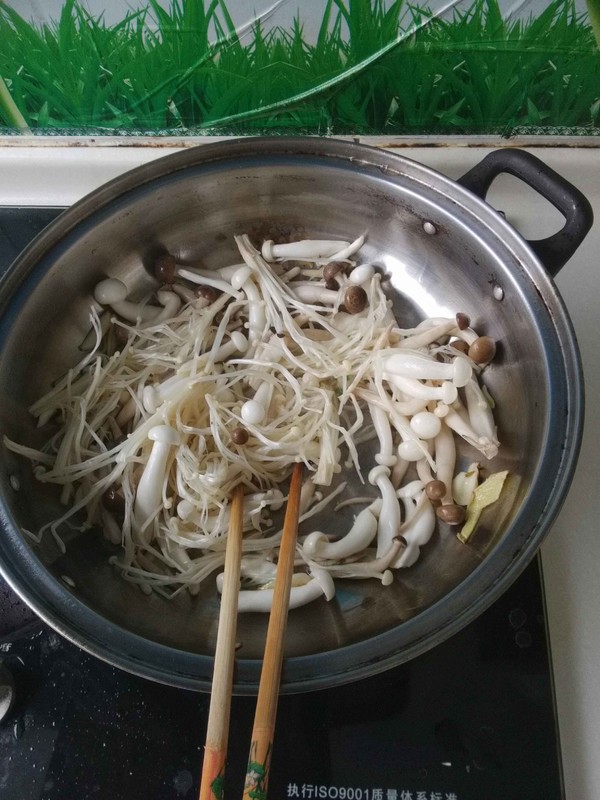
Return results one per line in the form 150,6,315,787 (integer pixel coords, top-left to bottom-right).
4,234,501,608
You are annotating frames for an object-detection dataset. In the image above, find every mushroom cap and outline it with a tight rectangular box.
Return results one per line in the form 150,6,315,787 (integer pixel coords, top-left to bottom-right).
441,381,458,404
348,264,375,285
229,331,249,353
94,278,128,305
397,439,426,462
241,399,266,425
452,356,473,387
468,335,497,364
154,253,178,284
410,410,442,439
302,531,329,557
368,464,391,486
381,569,394,586
309,565,336,601
148,424,181,446
156,288,179,306
231,266,253,290
343,285,368,314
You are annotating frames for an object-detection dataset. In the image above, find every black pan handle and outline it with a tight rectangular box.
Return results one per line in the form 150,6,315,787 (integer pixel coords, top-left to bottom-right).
457,149,593,277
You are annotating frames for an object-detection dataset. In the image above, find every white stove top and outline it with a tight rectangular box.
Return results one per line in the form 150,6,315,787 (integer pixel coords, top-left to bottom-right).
1,139,598,799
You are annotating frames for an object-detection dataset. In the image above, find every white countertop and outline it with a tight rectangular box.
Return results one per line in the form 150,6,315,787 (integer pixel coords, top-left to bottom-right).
1,139,598,799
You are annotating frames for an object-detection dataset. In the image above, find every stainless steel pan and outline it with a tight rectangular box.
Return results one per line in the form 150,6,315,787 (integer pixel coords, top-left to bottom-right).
0,139,592,692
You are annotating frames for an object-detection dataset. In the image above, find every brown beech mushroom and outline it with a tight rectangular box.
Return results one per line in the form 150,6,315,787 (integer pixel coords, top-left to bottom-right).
468,335,497,364
455,312,470,331
344,285,368,314
102,485,125,515
436,503,466,525
231,427,249,445
425,479,446,502
154,253,178,284
451,340,470,355
323,261,346,290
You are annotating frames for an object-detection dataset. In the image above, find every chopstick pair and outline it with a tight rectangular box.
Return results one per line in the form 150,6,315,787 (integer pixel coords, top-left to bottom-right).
198,462,304,800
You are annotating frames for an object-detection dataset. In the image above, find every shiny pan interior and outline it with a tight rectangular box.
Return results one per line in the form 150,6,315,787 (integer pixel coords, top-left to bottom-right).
0,139,582,693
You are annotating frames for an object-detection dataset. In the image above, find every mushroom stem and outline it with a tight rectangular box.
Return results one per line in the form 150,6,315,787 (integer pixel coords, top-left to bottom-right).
262,239,350,261
170,283,197,304
175,268,240,298
385,374,458,404
101,508,122,545
289,282,339,305
216,565,335,612
320,537,404,581
381,351,472,387
133,424,181,543
390,456,410,489
324,234,365,264
299,478,316,515
231,266,267,345
240,335,285,424
115,395,140,428
150,289,181,324
395,319,456,349
367,402,397,467
369,465,401,559
433,422,456,505
416,457,434,485
302,500,380,561
464,379,500,456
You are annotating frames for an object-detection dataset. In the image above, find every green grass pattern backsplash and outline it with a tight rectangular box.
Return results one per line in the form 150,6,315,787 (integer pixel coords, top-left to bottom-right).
0,0,599,135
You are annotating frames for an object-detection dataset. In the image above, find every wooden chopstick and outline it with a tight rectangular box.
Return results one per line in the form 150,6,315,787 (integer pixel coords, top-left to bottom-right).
199,484,245,800
242,462,303,800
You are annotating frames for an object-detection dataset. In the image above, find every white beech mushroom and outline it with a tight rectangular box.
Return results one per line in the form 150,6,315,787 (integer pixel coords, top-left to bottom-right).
381,350,472,387
432,422,466,525
347,263,375,286
94,278,181,324
409,410,442,440
261,235,364,264
231,265,267,345
369,465,402,560
368,401,397,467
216,564,335,612
393,489,437,568
302,499,381,561
315,535,403,584
133,424,181,542
385,374,459,404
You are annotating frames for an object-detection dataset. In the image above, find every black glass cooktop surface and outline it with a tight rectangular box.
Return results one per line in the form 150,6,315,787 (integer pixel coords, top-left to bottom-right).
0,207,564,800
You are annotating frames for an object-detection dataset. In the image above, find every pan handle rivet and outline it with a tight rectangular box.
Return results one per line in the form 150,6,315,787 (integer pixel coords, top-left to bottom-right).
493,285,505,301
423,221,437,235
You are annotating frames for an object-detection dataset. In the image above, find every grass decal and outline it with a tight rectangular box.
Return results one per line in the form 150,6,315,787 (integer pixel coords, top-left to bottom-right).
0,0,598,135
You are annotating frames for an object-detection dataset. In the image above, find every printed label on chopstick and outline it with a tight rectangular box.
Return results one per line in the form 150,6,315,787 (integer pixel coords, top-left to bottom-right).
285,786,460,800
